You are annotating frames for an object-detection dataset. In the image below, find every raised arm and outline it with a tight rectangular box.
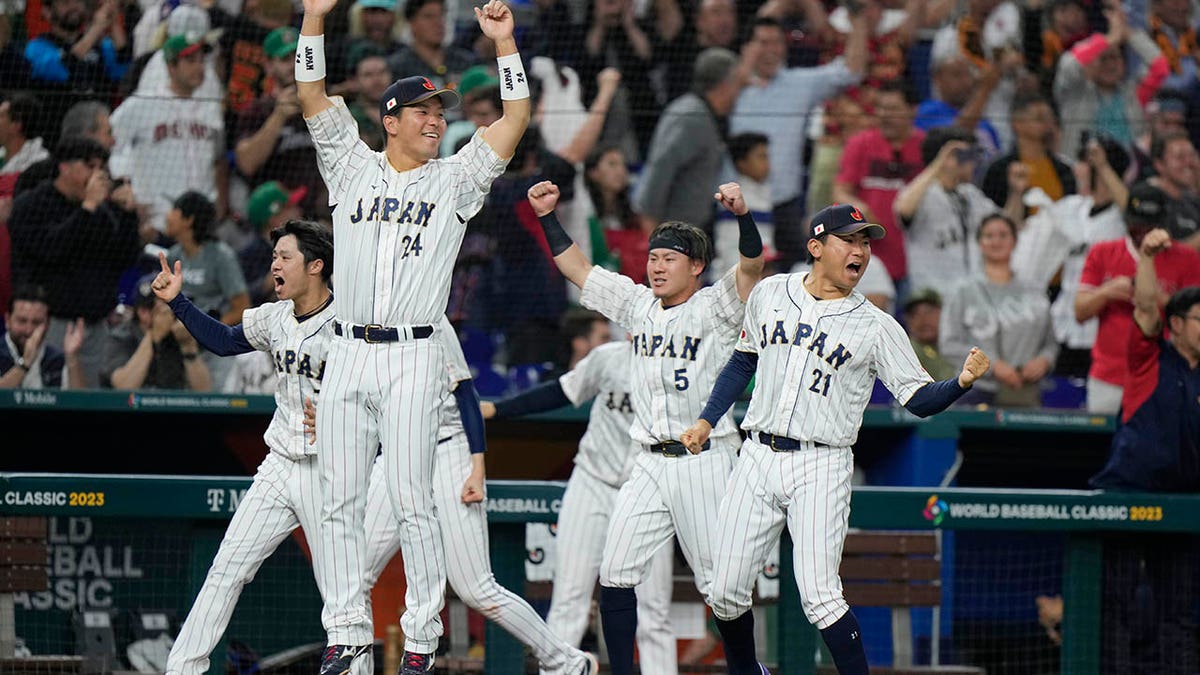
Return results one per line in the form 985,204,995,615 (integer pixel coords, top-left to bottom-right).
478,0,533,160
296,0,338,119
1132,228,1170,337
527,180,594,289
713,182,764,302
152,252,255,356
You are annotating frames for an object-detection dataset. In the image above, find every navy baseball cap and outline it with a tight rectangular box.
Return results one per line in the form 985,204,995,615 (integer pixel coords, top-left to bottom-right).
380,76,461,120
809,203,886,241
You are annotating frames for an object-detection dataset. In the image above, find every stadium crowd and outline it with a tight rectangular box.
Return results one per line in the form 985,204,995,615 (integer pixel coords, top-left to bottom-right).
1,0,1200,410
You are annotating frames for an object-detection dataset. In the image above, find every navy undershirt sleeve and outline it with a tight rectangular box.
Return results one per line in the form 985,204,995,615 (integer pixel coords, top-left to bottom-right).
454,379,487,454
168,294,254,356
699,350,758,427
904,377,969,418
492,380,572,419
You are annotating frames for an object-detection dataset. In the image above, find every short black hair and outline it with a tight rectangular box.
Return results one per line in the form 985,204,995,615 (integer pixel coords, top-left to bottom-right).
1151,130,1192,163
1010,92,1053,118
1165,286,1200,321
173,191,218,243
2,92,43,140
404,0,442,21
920,125,976,166
270,219,334,282
8,284,48,313
1077,133,1131,187
560,308,607,342
54,135,109,165
876,79,920,107
650,221,713,269
728,132,768,164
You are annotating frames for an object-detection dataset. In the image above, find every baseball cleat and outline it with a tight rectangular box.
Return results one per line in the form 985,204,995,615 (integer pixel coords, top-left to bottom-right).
398,651,435,674
318,644,371,675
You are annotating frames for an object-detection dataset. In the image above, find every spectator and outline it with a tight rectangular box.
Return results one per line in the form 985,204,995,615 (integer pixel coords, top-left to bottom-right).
109,34,225,233
1132,87,1188,181
387,0,477,89
103,273,211,391
634,47,740,233
714,132,773,276
575,0,657,153
915,53,1009,157
1146,131,1200,248
8,137,141,388
1145,0,1197,91
166,191,249,327
902,288,957,382
731,14,869,265
930,0,1026,150
235,27,326,221
59,100,114,150
982,93,1077,211
658,0,738,104
895,126,1027,293
940,213,1058,407
1054,3,1168,159
1025,0,1091,96
239,182,306,307
0,93,50,176
345,43,393,151
23,0,130,115
583,143,649,283
1012,136,1130,377
213,0,294,118
330,0,403,86
0,285,86,389
122,5,223,104
1090,229,1199,674
1075,182,1200,413
832,79,925,290
441,65,500,156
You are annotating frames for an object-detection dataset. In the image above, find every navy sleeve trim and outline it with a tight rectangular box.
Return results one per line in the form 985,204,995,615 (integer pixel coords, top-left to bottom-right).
454,379,487,454
167,294,255,357
492,380,572,419
700,350,758,426
904,377,969,418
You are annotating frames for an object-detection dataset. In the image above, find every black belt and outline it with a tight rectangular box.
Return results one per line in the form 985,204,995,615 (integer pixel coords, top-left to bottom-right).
334,321,433,343
757,432,828,452
649,440,710,456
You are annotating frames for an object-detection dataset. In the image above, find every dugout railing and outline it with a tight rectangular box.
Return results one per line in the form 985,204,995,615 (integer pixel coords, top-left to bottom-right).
4,472,1199,674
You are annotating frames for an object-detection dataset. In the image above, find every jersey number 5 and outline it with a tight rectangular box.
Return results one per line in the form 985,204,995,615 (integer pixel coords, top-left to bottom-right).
674,368,689,391
808,368,831,397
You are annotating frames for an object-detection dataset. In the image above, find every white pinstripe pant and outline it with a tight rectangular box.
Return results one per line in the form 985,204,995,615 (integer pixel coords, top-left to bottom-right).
165,453,371,675
545,468,676,675
316,337,446,649
362,435,587,673
708,438,853,629
599,447,735,602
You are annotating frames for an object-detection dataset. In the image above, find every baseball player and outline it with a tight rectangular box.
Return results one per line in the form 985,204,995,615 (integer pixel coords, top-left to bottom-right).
302,316,600,675
145,222,363,675
294,0,530,670
681,204,991,675
481,338,677,675
525,179,765,675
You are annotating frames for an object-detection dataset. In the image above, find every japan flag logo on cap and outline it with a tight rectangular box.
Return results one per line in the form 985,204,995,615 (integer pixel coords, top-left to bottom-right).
386,97,397,110
813,223,825,236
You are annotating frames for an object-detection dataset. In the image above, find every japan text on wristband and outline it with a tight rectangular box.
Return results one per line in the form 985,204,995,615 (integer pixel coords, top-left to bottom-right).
295,34,326,83
496,53,529,100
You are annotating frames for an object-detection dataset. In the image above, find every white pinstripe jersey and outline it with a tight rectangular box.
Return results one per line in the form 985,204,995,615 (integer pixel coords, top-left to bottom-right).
559,340,638,487
306,98,509,326
242,298,337,460
435,316,472,440
736,273,931,447
581,265,745,448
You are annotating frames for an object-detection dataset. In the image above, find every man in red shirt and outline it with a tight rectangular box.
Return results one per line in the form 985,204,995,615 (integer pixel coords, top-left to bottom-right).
832,79,924,290
1075,182,1200,413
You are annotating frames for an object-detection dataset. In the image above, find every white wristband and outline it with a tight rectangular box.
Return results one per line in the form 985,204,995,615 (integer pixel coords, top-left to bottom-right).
497,53,529,101
295,34,326,83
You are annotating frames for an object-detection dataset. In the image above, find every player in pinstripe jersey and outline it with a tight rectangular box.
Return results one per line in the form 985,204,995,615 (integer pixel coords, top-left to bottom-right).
481,336,677,675
525,179,765,675
294,0,529,670
302,316,600,675
146,222,362,675
681,204,991,675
